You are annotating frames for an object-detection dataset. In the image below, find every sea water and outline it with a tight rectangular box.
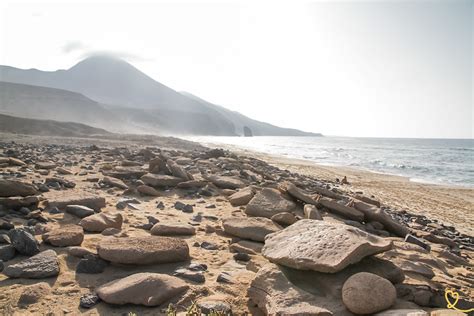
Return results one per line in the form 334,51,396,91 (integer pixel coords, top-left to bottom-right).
187,136,474,188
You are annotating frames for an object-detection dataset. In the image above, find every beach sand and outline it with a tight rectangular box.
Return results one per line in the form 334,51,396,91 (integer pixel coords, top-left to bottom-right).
216,146,474,237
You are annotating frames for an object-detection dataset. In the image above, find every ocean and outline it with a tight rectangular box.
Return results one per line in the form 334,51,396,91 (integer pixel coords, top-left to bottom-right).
187,136,474,188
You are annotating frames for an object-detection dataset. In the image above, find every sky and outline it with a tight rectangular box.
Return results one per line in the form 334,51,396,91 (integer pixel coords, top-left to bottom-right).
0,0,472,138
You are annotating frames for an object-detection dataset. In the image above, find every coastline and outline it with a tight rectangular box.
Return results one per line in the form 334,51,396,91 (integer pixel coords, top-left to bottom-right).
197,141,474,236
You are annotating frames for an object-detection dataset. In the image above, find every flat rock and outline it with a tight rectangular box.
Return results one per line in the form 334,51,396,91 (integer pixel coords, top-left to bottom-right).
0,196,39,210
103,176,128,189
342,272,396,314
137,184,160,196
245,188,296,218
222,217,281,242
67,246,95,258
3,249,59,278
285,183,320,205
150,223,196,236
373,310,428,316
97,236,190,265
320,198,365,222
65,205,95,218
47,195,106,211
229,240,264,254
205,175,245,189
229,187,255,206
262,220,392,273
96,272,188,306
0,179,38,197
140,173,184,187
43,225,84,247
9,228,40,256
79,213,123,232
36,161,56,170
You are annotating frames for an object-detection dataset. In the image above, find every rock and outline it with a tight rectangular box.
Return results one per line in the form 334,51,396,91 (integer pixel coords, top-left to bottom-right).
234,252,251,262
404,234,431,251
8,157,26,166
9,228,40,256
201,241,219,250
150,223,196,236
304,204,323,220
245,188,296,218
271,212,298,225
248,264,334,316
0,219,14,231
204,175,245,189
353,201,409,237
342,272,396,314
76,254,108,274
18,282,51,306
229,187,255,206
262,220,392,273
103,167,147,179
36,161,56,169
216,271,234,283
0,196,39,210
101,227,121,236
56,167,73,175
0,179,38,197
47,195,106,211
198,300,232,314
80,293,101,309
229,240,264,254
3,249,59,278
222,217,281,242
167,159,191,180
140,173,184,187
102,176,128,189
320,198,364,222
173,268,205,283
177,180,207,189
0,234,11,243
65,205,95,218
0,244,15,261
137,184,160,196
43,225,84,247
79,213,123,232
97,236,190,265
285,183,321,205
67,246,95,258
96,272,188,306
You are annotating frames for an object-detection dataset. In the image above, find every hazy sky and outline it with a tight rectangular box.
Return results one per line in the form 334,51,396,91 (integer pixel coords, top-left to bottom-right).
0,0,472,138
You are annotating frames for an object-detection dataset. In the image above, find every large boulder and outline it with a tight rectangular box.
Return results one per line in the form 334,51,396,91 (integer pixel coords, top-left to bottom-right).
79,213,123,233
150,223,196,236
342,272,396,314
228,187,255,206
3,249,59,278
222,217,281,242
46,195,105,211
245,188,296,218
97,272,188,306
9,228,40,256
140,173,184,187
262,220,392,273
97,236,190,265
42,225,84,247
0,179,38,197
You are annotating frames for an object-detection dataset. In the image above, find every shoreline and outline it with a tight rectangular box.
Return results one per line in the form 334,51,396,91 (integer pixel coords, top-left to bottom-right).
195,141,474,236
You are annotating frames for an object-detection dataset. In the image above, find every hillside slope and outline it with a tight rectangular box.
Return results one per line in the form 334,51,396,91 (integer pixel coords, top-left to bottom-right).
0,113,110,137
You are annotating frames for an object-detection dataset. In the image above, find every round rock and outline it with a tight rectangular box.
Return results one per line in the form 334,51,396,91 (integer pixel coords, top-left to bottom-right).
342,272,396,314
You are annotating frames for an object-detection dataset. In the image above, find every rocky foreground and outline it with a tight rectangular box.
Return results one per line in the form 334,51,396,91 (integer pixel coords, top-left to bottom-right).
0,136,473,315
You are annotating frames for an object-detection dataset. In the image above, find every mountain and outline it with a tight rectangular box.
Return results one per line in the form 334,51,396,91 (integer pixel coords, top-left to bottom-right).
0,56,321,136
0,113,110,137
0,81,126,132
